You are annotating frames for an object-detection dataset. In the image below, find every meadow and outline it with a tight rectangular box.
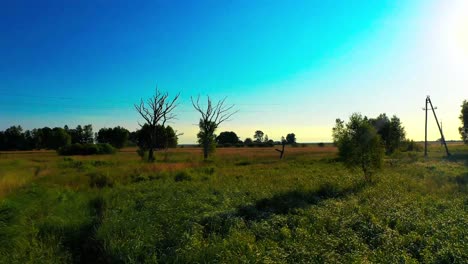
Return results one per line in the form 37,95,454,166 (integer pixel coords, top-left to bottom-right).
0,144,467,263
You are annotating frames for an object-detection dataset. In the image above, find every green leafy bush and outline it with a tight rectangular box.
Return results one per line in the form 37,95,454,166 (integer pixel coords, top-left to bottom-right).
401,140,423,152
332,113,384,182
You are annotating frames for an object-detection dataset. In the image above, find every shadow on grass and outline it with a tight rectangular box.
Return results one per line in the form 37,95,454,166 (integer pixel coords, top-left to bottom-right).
201,181,366,237
445,152,468,167
451,173,468,193
37,196,111,264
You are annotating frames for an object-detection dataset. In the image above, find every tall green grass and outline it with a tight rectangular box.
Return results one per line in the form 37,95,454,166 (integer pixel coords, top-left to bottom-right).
0,144,467,263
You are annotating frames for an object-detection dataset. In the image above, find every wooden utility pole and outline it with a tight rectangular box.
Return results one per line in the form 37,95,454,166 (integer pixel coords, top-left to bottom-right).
423,96,450,157
424,97,428,156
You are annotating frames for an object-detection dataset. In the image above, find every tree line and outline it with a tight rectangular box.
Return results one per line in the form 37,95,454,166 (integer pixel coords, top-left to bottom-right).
215,131,296,147
2,87,466,167
0,124,177,151
0,123,293,152
0,125,93,151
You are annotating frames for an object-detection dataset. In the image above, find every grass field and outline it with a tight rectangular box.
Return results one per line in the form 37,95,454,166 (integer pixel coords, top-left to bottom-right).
0,144,467,263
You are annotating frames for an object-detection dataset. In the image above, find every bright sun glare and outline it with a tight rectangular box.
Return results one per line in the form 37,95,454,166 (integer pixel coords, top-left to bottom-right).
438,0,468,67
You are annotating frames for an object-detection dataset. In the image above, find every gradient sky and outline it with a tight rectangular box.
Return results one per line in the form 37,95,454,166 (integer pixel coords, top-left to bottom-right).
1,0,467,143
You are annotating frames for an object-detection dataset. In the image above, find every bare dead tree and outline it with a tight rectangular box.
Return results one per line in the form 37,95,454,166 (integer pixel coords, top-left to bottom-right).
191,95,238,160
135,88,180,162
275,136,286,159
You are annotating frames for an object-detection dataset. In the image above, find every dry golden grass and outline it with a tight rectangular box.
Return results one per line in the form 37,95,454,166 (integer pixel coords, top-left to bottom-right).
0,146,337,198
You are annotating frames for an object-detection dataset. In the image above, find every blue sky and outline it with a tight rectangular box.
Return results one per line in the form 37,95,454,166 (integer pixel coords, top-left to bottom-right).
1,0,467,143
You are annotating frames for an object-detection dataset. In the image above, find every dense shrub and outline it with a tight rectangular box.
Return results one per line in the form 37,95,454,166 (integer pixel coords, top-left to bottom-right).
401,140,423,152
57,143,116,156
333,113,384,182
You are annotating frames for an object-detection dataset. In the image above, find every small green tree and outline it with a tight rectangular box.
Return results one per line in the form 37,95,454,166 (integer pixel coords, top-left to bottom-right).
459,100,468,144
333,113,384,182
192,96,237,160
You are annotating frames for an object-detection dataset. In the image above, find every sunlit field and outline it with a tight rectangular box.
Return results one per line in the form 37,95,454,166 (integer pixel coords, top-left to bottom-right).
0,143,467,263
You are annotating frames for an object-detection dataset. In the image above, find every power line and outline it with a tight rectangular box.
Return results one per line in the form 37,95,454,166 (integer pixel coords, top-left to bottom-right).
0,92,282,106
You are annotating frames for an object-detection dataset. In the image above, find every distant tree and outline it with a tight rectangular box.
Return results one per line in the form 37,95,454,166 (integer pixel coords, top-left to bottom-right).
63,125,93,144
26,127,70,150
97,126,129,148
244,138,253,145
48,128,71,149
459,100,468,144
216,131,239,145
23,130,36,149
192,96,237,160
369,114,406,154
41,127,54,148
67,125,81,144
254,130,264,143
286,133,296,144
83,124,94,144
0,125,75,151
72,125,83,144
134,89,180,162
333,113,384,182
3,126,26,150
0,131,5,150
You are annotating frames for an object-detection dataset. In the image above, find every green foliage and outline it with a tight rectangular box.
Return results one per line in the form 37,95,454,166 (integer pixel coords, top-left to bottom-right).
0,126,27,150
66,124,94,144
96,126,129,148
216,131,239,145
0,125,97,151
135,124,178,150
0,187,105,263
333,113,384,182
57,143,116,156
401,140,423,152
254,130,264,143
459,100,468,144
370,113,406,154
197,120,217,160
286,133,296,144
